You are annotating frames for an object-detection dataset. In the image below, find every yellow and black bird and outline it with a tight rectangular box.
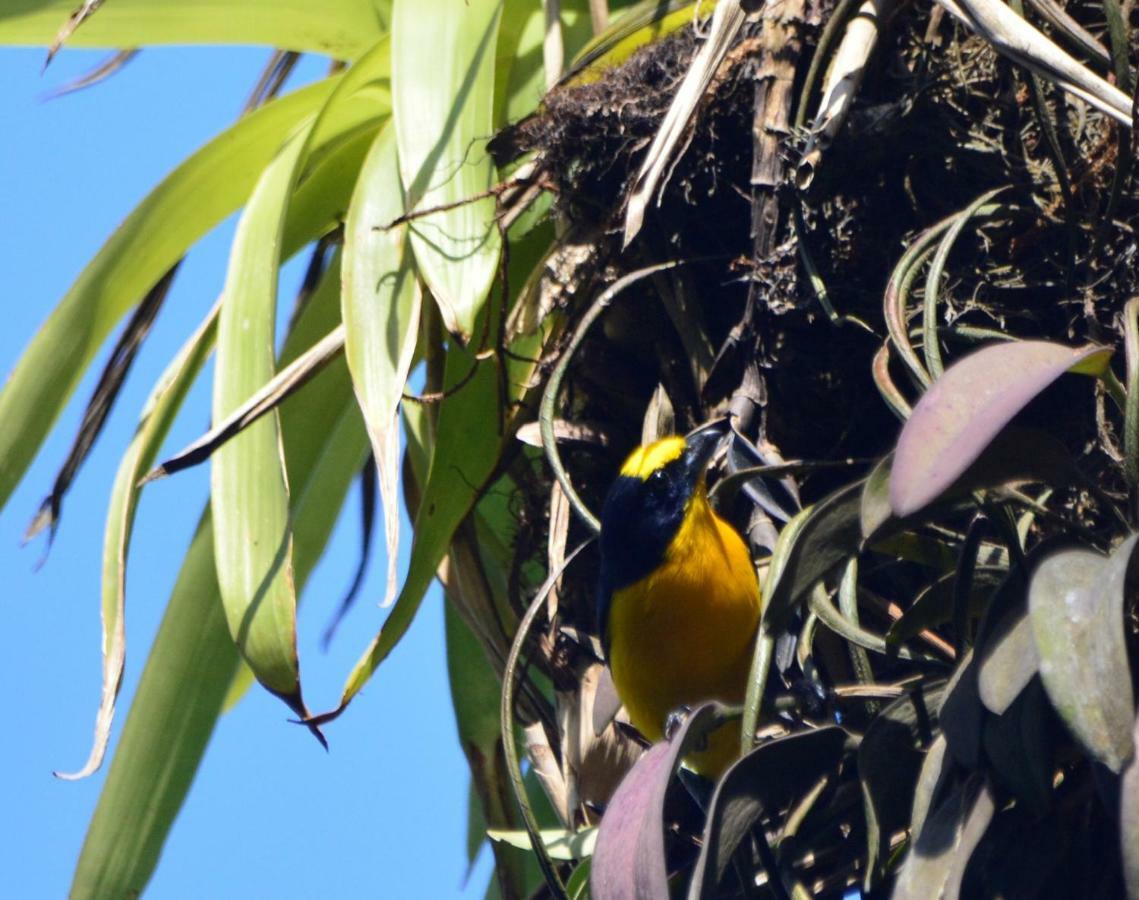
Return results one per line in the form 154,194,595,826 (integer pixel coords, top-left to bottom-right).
597,429,762,776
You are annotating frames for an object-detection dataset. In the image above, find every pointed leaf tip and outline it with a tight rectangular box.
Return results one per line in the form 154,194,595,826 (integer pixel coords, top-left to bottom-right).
341,123,421,614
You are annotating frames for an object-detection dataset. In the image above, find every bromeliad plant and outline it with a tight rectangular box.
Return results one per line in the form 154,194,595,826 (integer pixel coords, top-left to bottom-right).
7,0,1139,896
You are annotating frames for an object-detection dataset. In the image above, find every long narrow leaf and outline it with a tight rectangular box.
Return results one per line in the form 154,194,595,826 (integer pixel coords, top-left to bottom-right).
0,77,337,516
70,516,237,900
317,344,510,718
392,0,503,341
211,127,314,714
311,227,553,723
211,39,391,719
26,264,177,545
446,602,533,898
59,105,382,778
56,302,219,782
72,257,367,899
342,122,423,609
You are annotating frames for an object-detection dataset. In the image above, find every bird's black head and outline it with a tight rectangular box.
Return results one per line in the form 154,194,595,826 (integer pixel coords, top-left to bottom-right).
596,429,724,642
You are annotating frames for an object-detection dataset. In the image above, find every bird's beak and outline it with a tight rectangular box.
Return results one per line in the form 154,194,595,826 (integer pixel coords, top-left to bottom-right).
683,423,726,484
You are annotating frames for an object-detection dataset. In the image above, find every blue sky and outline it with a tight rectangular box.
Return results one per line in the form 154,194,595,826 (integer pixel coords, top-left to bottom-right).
0,46,492,897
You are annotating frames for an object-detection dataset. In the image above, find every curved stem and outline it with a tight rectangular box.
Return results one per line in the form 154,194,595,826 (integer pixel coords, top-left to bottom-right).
921,187,1009,380
1125,297,1139,490
500,541,591,900
740,623,775,755
808,583,943,665
539,261,687,535
838,559,877,712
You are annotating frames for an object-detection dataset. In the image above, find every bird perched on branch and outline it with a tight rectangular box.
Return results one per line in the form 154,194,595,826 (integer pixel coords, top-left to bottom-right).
597,428,761,776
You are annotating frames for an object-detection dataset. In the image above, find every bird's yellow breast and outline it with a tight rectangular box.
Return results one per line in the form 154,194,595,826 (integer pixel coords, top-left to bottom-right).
606,492,760,773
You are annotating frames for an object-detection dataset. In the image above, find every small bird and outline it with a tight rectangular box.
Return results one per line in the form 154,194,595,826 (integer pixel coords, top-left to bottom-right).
597,429,762,776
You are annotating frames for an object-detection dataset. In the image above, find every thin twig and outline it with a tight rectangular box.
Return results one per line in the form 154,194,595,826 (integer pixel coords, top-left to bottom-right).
142,325,345,483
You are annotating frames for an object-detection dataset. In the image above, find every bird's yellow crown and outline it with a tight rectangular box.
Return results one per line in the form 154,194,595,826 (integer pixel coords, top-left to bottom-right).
618,436,686,480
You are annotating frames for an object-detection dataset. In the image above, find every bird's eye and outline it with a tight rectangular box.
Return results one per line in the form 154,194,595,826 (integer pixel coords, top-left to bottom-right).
648,469,668,492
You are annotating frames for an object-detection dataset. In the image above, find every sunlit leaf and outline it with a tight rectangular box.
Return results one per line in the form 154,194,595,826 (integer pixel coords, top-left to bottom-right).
487,827,598,861
494,0,594,125
322,341,512,714
211,128,312,713
1,0,387,58
147,325,346,482
211,39,391,718
316,220,552,719
392,0,503,341
70,516,236,900
564,0,710,86
976,605,1037,717
890,341,1111,517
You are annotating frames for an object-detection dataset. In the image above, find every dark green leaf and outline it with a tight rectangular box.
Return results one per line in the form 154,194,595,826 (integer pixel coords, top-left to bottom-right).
1120,711,1139,899
893,776,996,900
861,454,892,540
446,601,533,900
763,480,863,629
887,567,1005,649
686,727,847,899
1028,537,1137,772
981,679,1053,816
939,650,983,770
961,805,1064,899
859,682,943,888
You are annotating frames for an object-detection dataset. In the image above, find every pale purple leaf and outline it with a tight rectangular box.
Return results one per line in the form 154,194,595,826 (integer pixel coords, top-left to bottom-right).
890,341,1111,517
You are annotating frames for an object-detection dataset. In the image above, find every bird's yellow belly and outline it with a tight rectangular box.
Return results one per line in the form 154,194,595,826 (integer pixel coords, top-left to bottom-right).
607,513,760,774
